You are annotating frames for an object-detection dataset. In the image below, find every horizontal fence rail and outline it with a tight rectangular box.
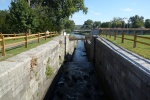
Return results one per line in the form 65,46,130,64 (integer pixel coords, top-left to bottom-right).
0,32,58,56
100,29,150,48
99,28,150,31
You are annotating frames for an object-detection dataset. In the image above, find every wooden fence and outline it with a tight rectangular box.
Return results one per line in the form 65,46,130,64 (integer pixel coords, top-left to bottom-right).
101,30,150,48
0,32,58,56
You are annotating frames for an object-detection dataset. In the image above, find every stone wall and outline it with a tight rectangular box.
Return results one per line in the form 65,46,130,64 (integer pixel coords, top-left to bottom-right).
85,36,150,100
0,35,77,100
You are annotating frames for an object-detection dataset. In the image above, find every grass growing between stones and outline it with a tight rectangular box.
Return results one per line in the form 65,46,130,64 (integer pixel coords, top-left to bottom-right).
46,66,54,78
0,37,55,61
101,35,150,60
45,58,54,78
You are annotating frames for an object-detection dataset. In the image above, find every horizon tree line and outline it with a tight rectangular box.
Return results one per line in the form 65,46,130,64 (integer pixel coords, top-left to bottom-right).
80,15,150,29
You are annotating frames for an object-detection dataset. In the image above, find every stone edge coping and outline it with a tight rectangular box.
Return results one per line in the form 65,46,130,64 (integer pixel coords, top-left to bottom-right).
0,35,64,77
97,36,150,84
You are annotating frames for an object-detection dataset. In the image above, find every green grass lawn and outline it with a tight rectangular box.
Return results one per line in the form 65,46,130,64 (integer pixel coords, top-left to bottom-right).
0,37,55,61
101,34,150,60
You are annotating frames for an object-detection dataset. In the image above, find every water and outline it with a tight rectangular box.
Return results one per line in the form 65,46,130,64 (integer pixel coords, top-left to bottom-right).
45,34,106,100
72,35,88,62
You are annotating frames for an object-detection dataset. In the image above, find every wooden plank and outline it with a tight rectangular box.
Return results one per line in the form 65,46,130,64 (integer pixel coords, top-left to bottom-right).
28,38,37,42
125,34,134,36
136,41,150,46
123,38,134,41
40,36,45,38
116,36,122,38
6,41,26,47
137,36,150,39
40,33,45,35
5,36,26,40
28,34,38,37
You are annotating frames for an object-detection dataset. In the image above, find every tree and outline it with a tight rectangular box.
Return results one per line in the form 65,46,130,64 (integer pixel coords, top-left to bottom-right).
111,17,125,28
30,0,88,32
7,0,88,33
0,10,11,33
145,19,150,28
82,19,93,29
129,15,144,28
93,21,101,28
74,25,82,30
9,0,38,33
100,22,110,28
64,19,75,32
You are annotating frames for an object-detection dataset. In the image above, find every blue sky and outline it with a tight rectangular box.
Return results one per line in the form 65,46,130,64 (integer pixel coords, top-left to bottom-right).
0,0,150,25
70,0,150,25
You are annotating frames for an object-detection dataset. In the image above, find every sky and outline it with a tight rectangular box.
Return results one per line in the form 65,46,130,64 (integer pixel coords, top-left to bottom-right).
0,0,150,25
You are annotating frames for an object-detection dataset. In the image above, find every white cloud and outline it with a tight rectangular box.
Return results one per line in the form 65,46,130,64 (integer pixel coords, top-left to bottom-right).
123,8,133,12
0,0,5,3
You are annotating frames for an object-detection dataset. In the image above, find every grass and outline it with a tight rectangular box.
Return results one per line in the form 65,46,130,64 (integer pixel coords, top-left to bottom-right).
0,37,56,61
101,34,150,60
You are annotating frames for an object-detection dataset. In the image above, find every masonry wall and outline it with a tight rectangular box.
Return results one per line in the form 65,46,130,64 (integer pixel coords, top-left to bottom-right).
85,36,150,100
0,35,77,100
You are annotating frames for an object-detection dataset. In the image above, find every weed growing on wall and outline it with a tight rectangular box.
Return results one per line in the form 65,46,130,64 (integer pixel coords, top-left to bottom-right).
46,66,54,78
45,58,54,78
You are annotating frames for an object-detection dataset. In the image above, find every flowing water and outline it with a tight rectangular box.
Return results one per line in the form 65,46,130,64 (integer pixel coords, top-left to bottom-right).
45,34,106,100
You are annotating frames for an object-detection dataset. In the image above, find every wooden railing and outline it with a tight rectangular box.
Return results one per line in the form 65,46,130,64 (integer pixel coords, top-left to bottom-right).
0,32,58,56
101,31,150,48
99,28,150,31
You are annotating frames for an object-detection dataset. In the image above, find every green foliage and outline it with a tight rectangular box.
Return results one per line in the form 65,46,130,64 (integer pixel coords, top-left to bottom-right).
93,21,101,28
100,22,110,28
3,0,87,33
82,19,93,29
64,19,75,32
74,25,82,30
65,29,71,34
0,10,11,33
33,5,53,32
129,15,144,28
34,0,88,32
45,66,54,78
45,58,54,78
111,17,125,28
145,19,150,28
9,0,38,33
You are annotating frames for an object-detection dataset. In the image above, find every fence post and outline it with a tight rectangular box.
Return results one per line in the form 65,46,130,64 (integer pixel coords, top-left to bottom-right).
133,32,137,48
50,32,51,38
122,32,124,43
45,32,47,40
114,31,116,40
1,35,6,56
38,32,40,43
106,31,107,37
25,33,28,48
109,31,111,38
14,33,16,40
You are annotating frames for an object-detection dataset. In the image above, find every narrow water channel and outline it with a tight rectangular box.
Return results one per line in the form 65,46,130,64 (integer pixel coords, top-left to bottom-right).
45,35,106,100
